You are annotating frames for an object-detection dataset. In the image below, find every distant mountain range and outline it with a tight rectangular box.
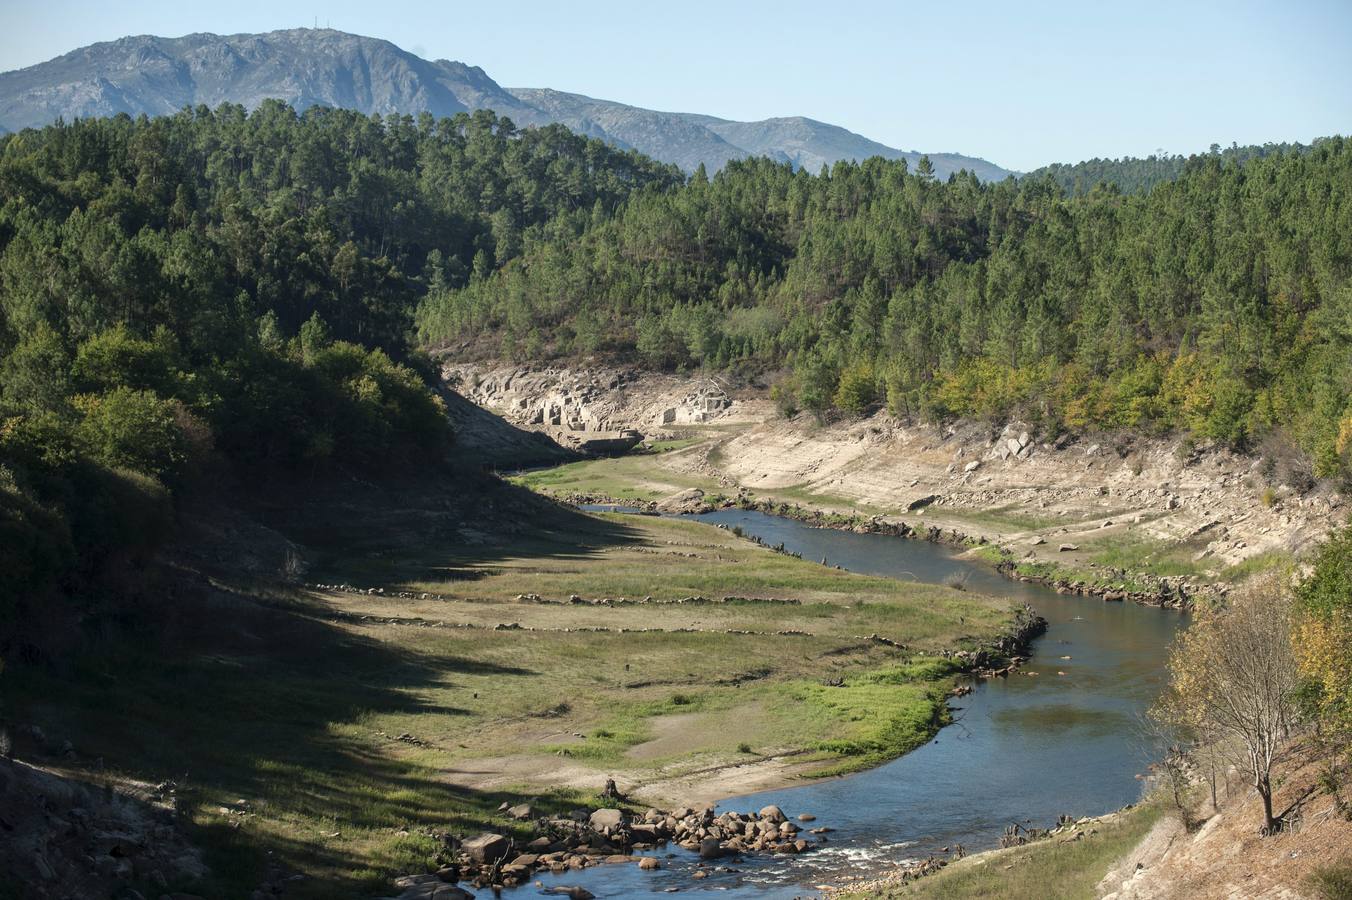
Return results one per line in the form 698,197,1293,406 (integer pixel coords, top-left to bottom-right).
0,29,1014,180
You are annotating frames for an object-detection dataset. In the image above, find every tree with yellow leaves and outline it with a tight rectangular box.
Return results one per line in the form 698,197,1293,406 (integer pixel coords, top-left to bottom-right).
1153,574,1298,834
1294,527,1352,810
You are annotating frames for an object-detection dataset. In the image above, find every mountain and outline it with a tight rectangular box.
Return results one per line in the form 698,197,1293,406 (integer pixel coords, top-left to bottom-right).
506,87,758,173
0,29,1014,179
0,30,542,131
677,112,1013,181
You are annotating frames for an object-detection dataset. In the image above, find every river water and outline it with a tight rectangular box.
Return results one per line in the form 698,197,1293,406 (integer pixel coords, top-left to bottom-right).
534,507,1183,898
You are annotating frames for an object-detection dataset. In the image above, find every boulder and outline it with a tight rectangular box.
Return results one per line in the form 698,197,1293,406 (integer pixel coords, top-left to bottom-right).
462,832,511,864
656,488,706,514
434,889,474,900
589,808,625,830
638,856,661,870
757,805,786,823
698,837,725,860
394,875,439,888
507,803,534,820
543,888,594,900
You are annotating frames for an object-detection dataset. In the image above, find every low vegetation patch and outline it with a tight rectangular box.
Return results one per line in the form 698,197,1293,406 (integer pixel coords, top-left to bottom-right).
842,797,1165,899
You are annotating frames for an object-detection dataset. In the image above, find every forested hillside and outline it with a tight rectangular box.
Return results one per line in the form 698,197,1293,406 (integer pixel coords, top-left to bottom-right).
419,141,1352,477
5,101,1351,643
1028,140,1318,195
0,101,679,633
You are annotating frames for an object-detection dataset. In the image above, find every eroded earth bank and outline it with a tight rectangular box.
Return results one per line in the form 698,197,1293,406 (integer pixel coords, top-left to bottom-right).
451,361,1340,596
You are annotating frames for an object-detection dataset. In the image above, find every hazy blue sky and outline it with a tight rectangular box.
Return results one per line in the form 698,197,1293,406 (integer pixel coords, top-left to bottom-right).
3,0,1349,171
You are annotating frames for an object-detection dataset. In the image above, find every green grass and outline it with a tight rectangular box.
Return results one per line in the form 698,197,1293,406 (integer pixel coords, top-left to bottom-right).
796,659,961,774
509,452,719,501
970,547,1176,597
540,657,964,776
763,482,890,514
1086,533,1209,579
644,437,704,453
852,796,1167,899
923,503,1067,532
1220,549,1294,582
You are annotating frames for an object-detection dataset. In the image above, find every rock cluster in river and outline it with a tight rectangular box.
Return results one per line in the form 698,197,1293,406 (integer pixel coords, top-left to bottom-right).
382,802,822,898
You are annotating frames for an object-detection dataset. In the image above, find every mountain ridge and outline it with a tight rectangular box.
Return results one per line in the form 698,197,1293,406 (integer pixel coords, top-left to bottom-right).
0,28,1013,179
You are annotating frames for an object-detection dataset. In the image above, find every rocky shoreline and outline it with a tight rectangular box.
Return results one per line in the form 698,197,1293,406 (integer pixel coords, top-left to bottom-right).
563,489,1206,610
384,801,827,899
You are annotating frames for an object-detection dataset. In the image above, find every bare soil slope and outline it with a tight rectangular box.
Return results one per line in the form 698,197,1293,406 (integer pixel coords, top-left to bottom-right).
1099,739,1352,899
453,363,1343,587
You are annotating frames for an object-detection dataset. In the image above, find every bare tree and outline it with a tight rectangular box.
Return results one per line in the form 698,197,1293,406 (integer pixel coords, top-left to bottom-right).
1153,574,1298,834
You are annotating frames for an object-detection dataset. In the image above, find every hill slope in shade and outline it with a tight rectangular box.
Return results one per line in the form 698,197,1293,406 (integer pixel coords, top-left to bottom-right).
0,28,1013,179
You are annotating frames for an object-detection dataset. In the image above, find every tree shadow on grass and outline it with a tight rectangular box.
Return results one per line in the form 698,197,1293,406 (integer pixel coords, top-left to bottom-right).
5,475,644,898
249,469,646,588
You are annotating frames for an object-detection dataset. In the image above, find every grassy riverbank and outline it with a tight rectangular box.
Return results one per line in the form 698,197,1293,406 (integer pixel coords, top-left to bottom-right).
835,797,1167,899
4,474,1018,899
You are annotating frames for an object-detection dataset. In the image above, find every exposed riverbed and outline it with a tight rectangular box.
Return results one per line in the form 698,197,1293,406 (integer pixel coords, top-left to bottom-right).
535,507,1183,898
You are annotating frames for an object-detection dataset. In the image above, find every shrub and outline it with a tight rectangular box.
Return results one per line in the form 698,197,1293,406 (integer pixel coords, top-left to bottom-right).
833,363,877,415
73,387,189,479
770,383,798,419
796,354,839,420
72,325,181,395
1294,528,1352,740
1307,861,1352,900
0,322,71,413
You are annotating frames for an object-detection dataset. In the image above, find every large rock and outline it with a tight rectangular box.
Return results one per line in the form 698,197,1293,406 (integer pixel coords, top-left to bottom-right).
698,837,725,860
656,488,706,514
388,877,475,900
589,808,625,830
462,832,511,864
758,804,786,823
543,888,594,900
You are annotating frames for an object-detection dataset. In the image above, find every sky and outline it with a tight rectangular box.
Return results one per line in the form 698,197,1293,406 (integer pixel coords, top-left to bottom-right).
2,0,1349,172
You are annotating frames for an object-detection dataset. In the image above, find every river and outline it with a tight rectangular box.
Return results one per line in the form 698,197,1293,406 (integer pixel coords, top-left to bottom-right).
534,507,1183,898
